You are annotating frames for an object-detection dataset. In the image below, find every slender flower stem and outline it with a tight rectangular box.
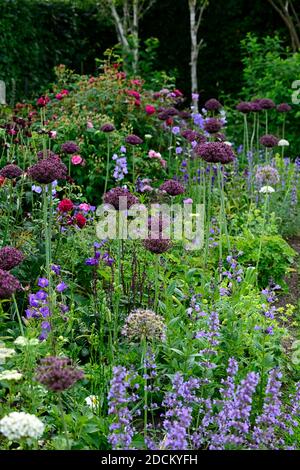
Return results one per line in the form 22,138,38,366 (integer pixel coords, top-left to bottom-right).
12,294,24,336
104,135,111,195
255,194,269,282
141,337,148,438
58,394,71,450
154,255,160,310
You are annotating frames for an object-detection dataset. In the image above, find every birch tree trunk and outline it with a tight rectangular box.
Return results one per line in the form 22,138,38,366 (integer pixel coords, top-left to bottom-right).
189,0,199,111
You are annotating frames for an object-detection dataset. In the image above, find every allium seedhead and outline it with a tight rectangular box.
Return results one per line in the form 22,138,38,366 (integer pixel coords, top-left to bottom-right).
159,179,185,196
0,269,21,299
0,246,24,271
101,123,115,132
122,308,166,342
203,118,223,134
205,98,222,111
143,238,172,254
259,134,279,148
255,165,280,186
181,129,206,143
0,164,23,179
125,134,143,145
27,156,67,184
104,187,139,210
61,141,79,154
259,98,275,110
195,142,235,164
236,102,252,114
36,356,84,392
277,103,291,113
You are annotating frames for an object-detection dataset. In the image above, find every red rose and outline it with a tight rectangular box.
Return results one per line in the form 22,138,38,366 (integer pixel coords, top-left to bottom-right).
145,105,156,115
166,118,173,126
58,199,74,213
127,90,140,100
74,213,86,228
0,176,6,186
37,96,50,107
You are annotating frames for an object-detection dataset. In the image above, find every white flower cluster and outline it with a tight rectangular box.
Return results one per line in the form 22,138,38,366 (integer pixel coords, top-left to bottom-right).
0,370,23,381
14,336,39,347
85,395,99,409
0,412,45,440
0,346,15,364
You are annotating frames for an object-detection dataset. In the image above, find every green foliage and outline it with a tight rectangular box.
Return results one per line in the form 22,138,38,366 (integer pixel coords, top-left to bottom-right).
239,33,300,151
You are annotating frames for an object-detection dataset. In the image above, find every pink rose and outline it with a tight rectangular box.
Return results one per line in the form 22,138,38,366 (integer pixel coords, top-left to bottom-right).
79,203,90,212
55,93,63,100
87,121,94,129
145,105,156,115
49,131,57,139
71,155,83,165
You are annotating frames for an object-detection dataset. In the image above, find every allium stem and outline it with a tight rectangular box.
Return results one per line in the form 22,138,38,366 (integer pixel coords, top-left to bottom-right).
12,294,24,336
104,135,111,195
154,255,160,310
142,337,148,438
255,194,269,282
58,394,71,450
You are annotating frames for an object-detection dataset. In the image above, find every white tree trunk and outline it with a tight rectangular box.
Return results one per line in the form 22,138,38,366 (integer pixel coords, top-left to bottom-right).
132,0,139,73
189,0,199,111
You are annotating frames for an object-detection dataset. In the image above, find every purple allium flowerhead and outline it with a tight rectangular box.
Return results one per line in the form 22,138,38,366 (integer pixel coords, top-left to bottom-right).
195,142,235,164
159,179,185,196
180,111,191,119
203,118,223,134
236,102,252,114
259,134,279,148
35,356,84,392
0,269,21,299
215,132,226,142
0,164,23,179
181,129,206,143
204,98,222,111
255,165,280,186
60,141,79,154
125,134,143,145
37,150,58,161
165,107,178,116
157,111,170,121
122,308,166,342
277,103,292,113
250,100,262,112
0,246,24,271
143,238,172,254
100,123,115,133
27,156,67,184
259,98,275,110
104,187,139,210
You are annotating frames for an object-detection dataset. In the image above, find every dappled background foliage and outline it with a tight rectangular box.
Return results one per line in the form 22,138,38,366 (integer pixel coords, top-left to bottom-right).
0,0,284,103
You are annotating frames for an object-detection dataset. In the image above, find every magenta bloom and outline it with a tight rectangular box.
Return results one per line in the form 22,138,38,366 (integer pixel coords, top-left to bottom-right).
27,156,67,184
236,102,252,114
61,141,79,154
0,164,23,179
36,356,84,392
277,103,291,113
204,118,223,134
143,238,172,254
104,187,139,210
160,180,185,196
101,123,115,133
195,142,235,164
125,134,143,145
0,269,21,299
259,134,279,148
204,98,222,111
0,247,24,271
259,98,275,110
